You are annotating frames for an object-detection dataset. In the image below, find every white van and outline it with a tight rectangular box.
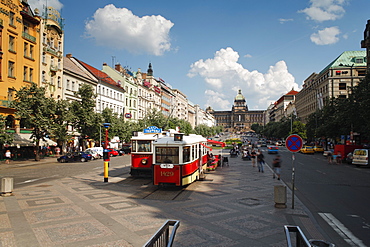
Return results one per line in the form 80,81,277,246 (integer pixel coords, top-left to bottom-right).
86,147,103,157
352,149,369,166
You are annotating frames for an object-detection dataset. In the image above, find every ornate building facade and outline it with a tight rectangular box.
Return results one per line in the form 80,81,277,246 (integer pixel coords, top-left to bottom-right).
207,90,264,132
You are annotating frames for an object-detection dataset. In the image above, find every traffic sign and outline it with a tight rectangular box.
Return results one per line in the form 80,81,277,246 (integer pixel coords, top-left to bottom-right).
285,134,303,152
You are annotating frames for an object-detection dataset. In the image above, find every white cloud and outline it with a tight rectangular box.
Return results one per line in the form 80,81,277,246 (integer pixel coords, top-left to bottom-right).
85,4,174,56
244,54,252,58
188,47,299,110
299,0,347,22
310,26,340,45
205,90,230,110
28,0,63,11
279,18,293,24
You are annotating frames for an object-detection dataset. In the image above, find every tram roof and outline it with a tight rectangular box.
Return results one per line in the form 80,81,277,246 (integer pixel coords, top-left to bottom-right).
131,133,162,141
153,134,207,145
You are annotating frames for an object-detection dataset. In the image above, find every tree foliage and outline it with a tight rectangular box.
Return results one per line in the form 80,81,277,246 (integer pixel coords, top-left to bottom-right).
12,83,55,160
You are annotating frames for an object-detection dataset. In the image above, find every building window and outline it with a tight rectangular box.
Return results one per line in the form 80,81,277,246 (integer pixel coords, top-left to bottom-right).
30,45,34,59
43,33,46,44
339,83,346,90
23,66,28,81
72,81,75,91
42,71,46,82
24,42,28,56
338,95,346,99
8,61,15,78
29,68,33,82
42,52,46,63
66,79,70,89
57,77,61,87
358,70,366,76
9,36,15,52
9,12,15,26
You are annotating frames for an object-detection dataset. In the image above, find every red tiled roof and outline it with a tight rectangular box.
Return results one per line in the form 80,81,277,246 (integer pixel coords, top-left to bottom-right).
76,59,122,88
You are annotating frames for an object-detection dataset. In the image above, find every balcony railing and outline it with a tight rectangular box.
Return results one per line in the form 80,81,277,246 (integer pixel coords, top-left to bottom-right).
22,32,36,43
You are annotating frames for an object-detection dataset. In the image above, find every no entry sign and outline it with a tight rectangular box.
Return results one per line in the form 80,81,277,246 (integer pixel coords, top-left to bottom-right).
285,134,303,152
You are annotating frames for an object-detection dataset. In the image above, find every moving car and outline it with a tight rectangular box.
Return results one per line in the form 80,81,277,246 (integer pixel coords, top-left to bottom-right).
313,146,324,153
57,152,92,163
300,146,315,154
267,146,279,154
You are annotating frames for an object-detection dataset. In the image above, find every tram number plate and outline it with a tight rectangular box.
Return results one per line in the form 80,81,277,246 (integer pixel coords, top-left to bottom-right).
160,164,174,169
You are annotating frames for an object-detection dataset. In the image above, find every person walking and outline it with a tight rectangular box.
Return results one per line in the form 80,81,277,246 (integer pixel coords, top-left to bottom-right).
5,150,11,164
257,149,265,172
272,155,282,180
251,149,257,167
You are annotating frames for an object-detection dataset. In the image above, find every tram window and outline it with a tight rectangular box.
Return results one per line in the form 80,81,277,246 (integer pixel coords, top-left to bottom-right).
156,147,179,164
137,140,151,152
132,141,137,152
183,146,190,163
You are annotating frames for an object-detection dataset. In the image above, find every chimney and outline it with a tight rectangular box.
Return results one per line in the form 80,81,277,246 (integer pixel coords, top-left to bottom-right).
66,54,72,58
115,64,123,73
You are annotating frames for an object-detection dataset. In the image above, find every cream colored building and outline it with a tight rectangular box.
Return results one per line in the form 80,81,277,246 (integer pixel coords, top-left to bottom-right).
36,6,63,99
296,51,367,123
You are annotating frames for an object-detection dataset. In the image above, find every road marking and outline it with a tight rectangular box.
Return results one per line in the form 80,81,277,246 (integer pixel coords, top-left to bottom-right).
319,213,366,247
17,175,58,185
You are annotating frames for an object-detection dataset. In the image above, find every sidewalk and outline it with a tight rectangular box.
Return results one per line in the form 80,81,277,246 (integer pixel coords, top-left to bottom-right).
0,152,329,246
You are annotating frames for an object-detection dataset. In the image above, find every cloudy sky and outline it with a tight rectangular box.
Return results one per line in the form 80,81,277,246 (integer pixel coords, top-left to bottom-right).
29,0,369,110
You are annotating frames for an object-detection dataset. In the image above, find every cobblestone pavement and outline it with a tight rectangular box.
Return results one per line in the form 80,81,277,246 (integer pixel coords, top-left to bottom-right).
0,153,328,246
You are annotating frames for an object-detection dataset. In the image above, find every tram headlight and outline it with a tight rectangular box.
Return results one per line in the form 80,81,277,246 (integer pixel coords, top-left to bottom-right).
141,158,148,165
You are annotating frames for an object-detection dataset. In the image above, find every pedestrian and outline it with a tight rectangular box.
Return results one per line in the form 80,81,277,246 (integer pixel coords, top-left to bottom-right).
5,150,11,164
327,151,333,164
336,151,342,164
272,155,281,180
251,149,257,167
257,149,265,172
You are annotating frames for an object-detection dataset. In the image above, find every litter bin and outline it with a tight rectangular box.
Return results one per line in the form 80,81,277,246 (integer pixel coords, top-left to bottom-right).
309,239,335,247
274,185,287,208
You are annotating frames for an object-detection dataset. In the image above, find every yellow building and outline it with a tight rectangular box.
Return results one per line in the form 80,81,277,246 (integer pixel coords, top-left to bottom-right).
0,0,40,131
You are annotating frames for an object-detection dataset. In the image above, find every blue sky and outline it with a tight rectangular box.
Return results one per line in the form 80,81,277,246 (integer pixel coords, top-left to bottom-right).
29,0,370,111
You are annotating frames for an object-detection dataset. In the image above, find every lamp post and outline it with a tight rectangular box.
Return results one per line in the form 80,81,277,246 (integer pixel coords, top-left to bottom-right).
102,123,110,182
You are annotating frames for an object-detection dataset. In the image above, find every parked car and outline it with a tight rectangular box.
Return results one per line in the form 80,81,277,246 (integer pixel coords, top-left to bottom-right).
352,149,369,167
119,145,131,155
57,152,92,163
300,146,315,154
84,149,100,160
267,146,279,154
106,148,119,157
313,146,324,153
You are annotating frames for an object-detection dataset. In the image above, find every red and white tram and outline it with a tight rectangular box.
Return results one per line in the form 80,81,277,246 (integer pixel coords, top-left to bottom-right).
152,133,209,186
130,132,160,177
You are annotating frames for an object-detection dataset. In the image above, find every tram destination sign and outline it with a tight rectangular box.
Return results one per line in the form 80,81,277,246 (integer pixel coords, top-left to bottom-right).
143,126,162,134
285,134,303,153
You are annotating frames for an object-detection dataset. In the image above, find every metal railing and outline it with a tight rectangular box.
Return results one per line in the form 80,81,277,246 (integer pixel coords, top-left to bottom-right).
144,220,180,247
284,225,311,247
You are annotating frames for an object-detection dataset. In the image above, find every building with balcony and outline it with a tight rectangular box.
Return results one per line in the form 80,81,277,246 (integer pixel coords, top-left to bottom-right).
271,90,298,122
295,51,367,123
136,64,161,120
103,63,138,121
208,90,264,132
36,5,63,99
0,0,41,133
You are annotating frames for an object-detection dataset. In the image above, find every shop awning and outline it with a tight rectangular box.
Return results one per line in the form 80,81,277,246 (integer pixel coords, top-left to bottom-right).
207,139,226,147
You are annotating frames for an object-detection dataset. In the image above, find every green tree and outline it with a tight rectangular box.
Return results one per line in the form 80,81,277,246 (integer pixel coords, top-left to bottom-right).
52,99,73,153
70,84,96,150
12,83,55,161
0,115,14,154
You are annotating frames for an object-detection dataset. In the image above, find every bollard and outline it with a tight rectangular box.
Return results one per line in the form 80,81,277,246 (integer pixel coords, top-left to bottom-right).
274,185,287,208
1,178,14,196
